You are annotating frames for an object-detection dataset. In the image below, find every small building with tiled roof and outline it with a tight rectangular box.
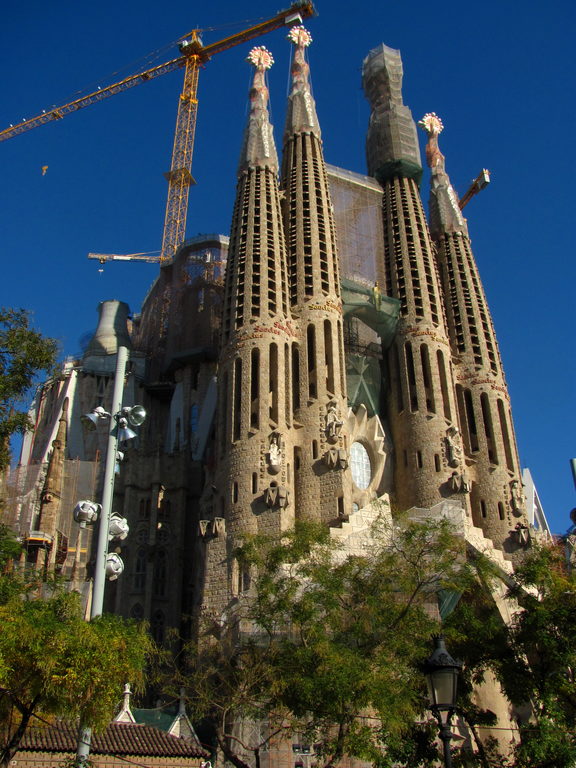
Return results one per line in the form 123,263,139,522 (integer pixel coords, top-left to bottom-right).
9,721,209,767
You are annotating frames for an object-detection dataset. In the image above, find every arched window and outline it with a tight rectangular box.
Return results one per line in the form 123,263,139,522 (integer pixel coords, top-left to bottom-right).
130,603,143,620
420,344,435,414
324,320,335,394
269,344,278,424
154,549,167,597
151,610,165,644
158,499,171,521
134,548,146,591
307,325,317,399
437,350,451,420
497,399,514,472
233,358,242,441
405,342,418,412
292,343,301,411
251,348,260,429
480,393,497,464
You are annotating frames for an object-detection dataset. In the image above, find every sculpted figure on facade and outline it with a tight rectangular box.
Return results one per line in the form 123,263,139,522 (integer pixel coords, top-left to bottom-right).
325,402,344,442
264,483,290,509
446,426,463,468
449,471,471,494
267,434,282,473
513,522,530,547
323,448,348,470
510,479,525,517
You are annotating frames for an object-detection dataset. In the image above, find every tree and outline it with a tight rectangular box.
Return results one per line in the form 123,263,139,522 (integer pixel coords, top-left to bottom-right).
179,516,483,768
0,307,58,470
0,536,155,768
494,542,576,768
444,540,576,768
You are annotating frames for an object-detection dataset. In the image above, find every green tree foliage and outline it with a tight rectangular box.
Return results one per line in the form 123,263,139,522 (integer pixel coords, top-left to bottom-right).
0,535,154,767
445,541,576,768
0,308,58,470
500,543,576,768
180,516,482,768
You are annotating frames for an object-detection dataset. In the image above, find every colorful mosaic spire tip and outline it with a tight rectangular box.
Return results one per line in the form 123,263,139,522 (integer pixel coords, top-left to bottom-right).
287,25,313,47
419,112,444,135
246,46,274,70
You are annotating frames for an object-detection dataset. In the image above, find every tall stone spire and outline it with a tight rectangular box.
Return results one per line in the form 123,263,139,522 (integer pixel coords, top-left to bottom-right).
222,46,291,340
284,25,321,139
419,113,467,236
238,46,278,174
38,397,69,571
203,47,297,616
362,46,465,514
281,27,353,525
420,114,527,551
282,26,342,307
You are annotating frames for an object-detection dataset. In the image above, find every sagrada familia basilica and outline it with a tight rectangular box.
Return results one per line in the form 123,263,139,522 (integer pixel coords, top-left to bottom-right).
4,21,551,760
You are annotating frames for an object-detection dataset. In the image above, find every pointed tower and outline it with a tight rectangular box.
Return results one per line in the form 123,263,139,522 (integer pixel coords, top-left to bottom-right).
37,397,69,572
202,47,298,614
280,27,353,524
419,113,527,550
362,46,465,514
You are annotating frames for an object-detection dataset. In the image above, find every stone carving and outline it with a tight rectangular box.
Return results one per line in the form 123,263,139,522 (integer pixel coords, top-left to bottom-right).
510,479,525,517
213,518,226,536
325,402,343,442
323,448,349,471
449,471,470,494
199,520,211,537
566,534,576,566
446,426,462,468
337,449,348,470
264,483,290,509
513,523,530,547
268,433,282,474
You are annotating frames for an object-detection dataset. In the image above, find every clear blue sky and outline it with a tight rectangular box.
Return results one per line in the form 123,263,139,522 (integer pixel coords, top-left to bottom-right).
1,0,575,533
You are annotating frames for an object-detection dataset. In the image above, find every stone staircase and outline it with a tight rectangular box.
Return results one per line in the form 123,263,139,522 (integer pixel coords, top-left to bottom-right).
329,496,514,580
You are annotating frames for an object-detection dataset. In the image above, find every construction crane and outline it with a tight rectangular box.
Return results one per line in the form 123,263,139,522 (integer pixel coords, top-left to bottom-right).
459,168,490,210
88,252,162,264
1,2,315,263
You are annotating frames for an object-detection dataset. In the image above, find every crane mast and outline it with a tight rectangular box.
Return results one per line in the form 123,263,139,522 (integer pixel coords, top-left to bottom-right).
1,2,316,263
162,44,202,262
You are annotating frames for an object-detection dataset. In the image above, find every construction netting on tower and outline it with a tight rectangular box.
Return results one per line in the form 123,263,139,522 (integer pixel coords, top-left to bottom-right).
328,164,386,289
327,164,400,417
2,458,99,576
134,234,228,380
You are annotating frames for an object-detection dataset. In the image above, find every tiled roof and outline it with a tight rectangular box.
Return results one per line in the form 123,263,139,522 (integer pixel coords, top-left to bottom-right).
18,722,209,758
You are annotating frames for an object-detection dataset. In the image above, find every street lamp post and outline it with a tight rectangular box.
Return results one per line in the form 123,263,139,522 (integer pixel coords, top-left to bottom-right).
423,635,462,768
75,345,146,766
90,344,129,620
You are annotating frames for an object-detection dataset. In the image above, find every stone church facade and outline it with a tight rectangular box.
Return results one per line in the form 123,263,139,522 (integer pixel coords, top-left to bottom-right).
6,28,540,758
